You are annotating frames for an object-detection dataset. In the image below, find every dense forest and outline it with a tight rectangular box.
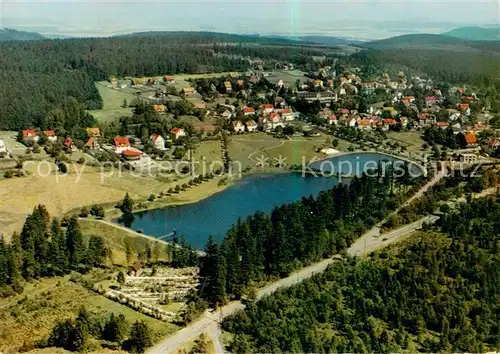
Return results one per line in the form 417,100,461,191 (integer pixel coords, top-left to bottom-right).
199,168,422,305
0,32,330,130
0,206,107,297
223,197,500,353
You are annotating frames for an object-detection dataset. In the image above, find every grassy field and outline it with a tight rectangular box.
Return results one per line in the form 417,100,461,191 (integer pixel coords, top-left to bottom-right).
385,131,426,153
87,82,136,123
0,130,25,150
192,140,222,174
266,69,311,87
79,219,171,266
0,276,179,353
267,136,329,166
227,133,281,170
0,165,168,240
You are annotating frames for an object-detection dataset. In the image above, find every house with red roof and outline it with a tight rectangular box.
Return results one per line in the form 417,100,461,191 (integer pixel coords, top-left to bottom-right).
63,137,77,152
85,137,99,150
170,128,186,141
232,121,245,133
42,130,57,142
122,150,142,160
328,115,338,125
113,136,131,154
260,104,274,115
457,132,477,148
245,120,258,133
183,87,195,95
425,96,437,107
435,122,449,129
22,129,39,145
153,104,166,113
163,76,175,84
280,108,294,121
458,103,471,116
149,133,166,150
356,119,372,130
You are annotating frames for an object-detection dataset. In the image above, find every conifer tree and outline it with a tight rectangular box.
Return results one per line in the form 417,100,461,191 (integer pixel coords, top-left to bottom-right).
66,216,85,267
128,320,152,354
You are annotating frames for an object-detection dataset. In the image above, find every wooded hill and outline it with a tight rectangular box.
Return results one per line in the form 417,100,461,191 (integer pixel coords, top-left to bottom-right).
0,28,45,42
0,32,331,131
442,26,500,41
348,34,500,88
223,197,500,353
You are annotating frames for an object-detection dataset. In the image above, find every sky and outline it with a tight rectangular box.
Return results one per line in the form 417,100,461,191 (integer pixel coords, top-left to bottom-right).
0,0,498,39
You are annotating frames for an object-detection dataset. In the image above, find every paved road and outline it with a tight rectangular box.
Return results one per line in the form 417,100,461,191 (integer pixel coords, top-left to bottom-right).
147,170,448,354
147,214,438,354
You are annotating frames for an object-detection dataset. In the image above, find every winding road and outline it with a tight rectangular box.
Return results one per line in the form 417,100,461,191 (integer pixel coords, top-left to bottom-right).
147,164,448,354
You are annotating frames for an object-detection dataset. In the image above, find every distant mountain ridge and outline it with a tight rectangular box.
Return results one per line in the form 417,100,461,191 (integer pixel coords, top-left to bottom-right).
442,26,500,41
363,33,500,54
0,28,45,41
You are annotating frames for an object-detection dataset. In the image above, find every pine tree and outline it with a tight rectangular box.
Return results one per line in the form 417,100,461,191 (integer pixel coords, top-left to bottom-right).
48,319,74,349
128,320,152,354
103,313,128,343
66,216,85,267
49,218,69,275
72,308,91,352
121,193,134,215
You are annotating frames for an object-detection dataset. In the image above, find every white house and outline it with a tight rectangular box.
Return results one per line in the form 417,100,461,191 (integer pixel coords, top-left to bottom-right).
113,136,131,154
260,104,274,115
0,138,7,154
150,133,166,150
328,115,338,125
170,128,186,141
245,120,258,132
233,121,245,133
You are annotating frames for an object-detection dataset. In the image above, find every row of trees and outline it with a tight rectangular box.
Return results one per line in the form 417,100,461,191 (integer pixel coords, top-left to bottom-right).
0,205,108,296
223,197,500,353
48,308,152,353
199,170,416,305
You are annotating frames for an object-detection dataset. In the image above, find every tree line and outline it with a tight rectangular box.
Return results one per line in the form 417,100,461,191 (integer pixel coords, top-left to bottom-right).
198,170,417,305
0,205,108,297
223,197,500,353
0,32,326,130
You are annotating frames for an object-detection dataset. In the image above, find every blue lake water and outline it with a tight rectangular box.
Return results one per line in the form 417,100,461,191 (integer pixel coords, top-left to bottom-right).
116,153,422,249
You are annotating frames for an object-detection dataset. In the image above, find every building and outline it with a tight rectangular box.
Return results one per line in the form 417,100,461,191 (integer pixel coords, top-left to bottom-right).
435,122,449,129
458,153,477,164
63,137,77,152
170,128,186,141
113,136,131,154
233,121,245,133
163,76,175,84
42,130,57,142
153,104,166,113
280,109,294,121
356,119,372,130
328,115,338,125
0,138,7,154
245,120,258,132
313,80,323,88
22,130,39,145
224,81,232,93
86,128,101,137
85,137,99,150
122,150,142,160
457,132,477,148
260,104,274,115
297,91,336,103
425,96,437,107
222,110,233,120
183,87,195,95
242,107,255,116
150,133,166,150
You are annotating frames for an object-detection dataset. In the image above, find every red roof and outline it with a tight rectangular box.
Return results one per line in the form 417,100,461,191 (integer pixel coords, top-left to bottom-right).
63,137,73,147
419,113,431,120
328,115,337,121
164,75,174,81
150,133,162,142
245,120,258,127
383,119,396,125
243,107,255,113
339,109,349,115
357,119,371,126
436,122,449,127
85,137,95,147
281,109,292,114
42,130,56,137
461,95,475,101
170,128,183,135
196,103,206,109
22,129,37,138
261,104,273,110
122,150,141,157
425,96,437,102
459,103,469,110
114,136,130,147
464,133,477,145
269,113,281,122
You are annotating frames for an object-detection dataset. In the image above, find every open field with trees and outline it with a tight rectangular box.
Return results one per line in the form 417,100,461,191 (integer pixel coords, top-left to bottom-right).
87,82,135,123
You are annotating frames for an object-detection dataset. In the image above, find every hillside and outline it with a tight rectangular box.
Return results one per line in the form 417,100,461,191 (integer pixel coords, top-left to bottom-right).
0,28,45,41
363,33,486,52
443,26,500,41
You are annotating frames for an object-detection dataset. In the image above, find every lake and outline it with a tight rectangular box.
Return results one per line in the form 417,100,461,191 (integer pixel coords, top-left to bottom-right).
116,152,422,249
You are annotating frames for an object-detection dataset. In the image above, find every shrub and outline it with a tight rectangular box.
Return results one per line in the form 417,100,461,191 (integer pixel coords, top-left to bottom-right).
148,194,156,202
77,157,85,164
4,170,14,178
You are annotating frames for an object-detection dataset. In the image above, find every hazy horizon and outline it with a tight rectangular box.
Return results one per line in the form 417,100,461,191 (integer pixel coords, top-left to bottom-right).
1,0,498,40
